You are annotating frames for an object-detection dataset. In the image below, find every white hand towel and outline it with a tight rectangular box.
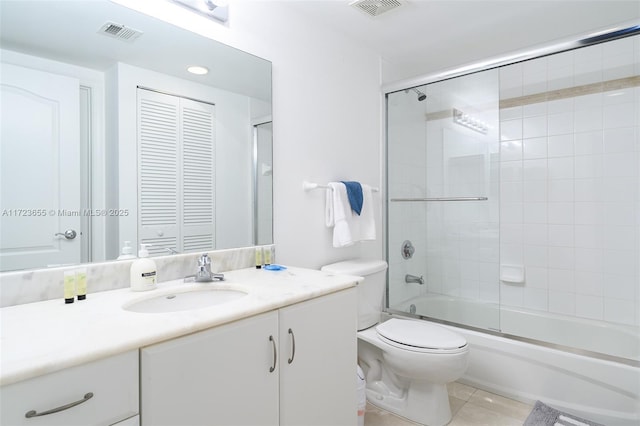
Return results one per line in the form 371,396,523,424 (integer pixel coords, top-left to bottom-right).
325,182,376,248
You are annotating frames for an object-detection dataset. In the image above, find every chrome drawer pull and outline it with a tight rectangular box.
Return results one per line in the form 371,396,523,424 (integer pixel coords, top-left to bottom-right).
269,335,277,373
25,392,94,418
287,328,296,364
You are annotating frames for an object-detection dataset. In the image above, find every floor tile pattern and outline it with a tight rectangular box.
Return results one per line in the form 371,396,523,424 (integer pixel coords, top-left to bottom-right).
364,382,532,426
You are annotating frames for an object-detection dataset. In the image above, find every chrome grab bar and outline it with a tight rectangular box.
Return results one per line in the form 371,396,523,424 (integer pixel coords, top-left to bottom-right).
390,197,488,202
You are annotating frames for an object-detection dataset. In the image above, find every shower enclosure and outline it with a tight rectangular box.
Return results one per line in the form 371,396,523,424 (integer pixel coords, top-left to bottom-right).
386,31,639,363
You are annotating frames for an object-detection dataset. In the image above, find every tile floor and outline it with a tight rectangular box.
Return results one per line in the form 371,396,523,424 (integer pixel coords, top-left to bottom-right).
364,382,533,426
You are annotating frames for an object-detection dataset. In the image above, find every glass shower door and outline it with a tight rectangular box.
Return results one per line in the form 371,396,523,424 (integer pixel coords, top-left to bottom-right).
386,70,501,331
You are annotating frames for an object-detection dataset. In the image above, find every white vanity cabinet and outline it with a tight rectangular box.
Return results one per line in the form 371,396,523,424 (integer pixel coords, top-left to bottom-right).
0,350,139,426
140,288,357,426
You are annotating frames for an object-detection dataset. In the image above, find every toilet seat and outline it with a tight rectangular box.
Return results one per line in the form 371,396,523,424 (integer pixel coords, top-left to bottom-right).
375,319,468,354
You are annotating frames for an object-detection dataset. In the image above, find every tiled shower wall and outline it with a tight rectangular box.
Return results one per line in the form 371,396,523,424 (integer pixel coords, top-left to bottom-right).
498,35,639,326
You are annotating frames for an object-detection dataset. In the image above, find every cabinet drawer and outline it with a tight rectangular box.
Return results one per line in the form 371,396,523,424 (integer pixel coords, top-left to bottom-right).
0,350,139,426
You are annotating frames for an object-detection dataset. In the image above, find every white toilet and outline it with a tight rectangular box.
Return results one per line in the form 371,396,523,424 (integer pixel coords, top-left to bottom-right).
321,259,469,426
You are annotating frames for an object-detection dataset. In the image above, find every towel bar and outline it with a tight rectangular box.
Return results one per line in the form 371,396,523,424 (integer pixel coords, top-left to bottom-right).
390,197,487,202
303,181,379,192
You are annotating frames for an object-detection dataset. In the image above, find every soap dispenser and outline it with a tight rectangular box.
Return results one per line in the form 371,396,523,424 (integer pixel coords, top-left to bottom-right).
117,241,136,260
130,244,157,291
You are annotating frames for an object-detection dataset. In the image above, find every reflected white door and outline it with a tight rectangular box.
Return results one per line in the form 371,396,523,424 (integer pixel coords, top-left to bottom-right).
0,63,81,271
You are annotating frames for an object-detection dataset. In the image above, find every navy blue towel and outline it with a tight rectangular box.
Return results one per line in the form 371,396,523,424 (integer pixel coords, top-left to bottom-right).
341,181,363,215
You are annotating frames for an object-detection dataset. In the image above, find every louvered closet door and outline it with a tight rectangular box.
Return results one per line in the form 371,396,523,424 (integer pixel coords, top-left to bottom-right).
181,98,215,252
137,89,215,255
137,90,179,254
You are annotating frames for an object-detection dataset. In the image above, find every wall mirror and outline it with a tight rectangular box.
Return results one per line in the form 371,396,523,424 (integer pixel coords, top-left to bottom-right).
0,0,272,272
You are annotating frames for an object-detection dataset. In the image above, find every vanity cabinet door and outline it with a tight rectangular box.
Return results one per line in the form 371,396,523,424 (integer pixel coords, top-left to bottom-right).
140,310,279,426
279,288,357,426
0,350,138,426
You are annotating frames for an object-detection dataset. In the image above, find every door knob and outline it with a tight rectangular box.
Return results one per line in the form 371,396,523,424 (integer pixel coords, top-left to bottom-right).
55,229,77,240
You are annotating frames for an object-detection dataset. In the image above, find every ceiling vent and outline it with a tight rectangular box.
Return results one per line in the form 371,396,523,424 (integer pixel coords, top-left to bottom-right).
98,22,143,42
350,0,404,17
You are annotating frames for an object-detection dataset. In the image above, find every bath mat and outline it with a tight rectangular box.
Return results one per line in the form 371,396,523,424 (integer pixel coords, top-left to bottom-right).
523,401,604,426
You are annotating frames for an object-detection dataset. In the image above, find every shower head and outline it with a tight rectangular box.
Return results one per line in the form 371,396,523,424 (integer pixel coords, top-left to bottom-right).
413,88,427,101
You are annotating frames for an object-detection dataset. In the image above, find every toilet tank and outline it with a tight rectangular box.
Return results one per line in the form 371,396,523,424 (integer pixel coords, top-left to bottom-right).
321,259,388,331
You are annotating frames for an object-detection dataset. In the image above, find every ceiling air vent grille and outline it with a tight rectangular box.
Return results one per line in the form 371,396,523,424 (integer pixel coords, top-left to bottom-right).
98,22,143,42
350,0,404,17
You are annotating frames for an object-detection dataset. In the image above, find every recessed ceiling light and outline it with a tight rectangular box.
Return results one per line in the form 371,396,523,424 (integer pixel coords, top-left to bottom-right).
187,65,209,75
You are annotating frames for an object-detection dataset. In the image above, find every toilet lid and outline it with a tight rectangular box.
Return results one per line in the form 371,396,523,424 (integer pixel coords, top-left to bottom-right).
375,319,467,350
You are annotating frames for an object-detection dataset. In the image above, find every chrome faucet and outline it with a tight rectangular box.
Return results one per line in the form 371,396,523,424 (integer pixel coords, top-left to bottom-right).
405,274,424,285
186,253,225,282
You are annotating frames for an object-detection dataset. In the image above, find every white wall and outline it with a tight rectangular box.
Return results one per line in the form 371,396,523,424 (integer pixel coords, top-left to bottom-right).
148,1,385,268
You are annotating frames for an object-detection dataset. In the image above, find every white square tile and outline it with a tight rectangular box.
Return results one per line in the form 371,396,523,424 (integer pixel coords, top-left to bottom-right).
575,270,603,296
523,159,547,181
549,290,576,314
500,203,523,224
574,93,603,111
500,140,523,161
500,283,524,307
500,181,523,202
603,127,636,153
525,266,548,289
574,131,603,155
548,112,573,136
501,106,523,121
524,180,547,202
548,157,574,179
604,102,636,129
574,155,603,178
548,224,574,247
523,137,547,159
603,250,637,278
523,116,547,138
574,225,604,249
575,202,604,225
548,134,574,157
523,203,548,224
524,244,548,267
604,202,637,226
500,161,523,182
604,298,635,325
575,178,603,202
575,247,604,272
500,119,523,141
604,274,637,301
500,224,523,245
548,179,574,202
603,225,637,251
548,67,574,91
574,108,603,133
548,246,574,270
547,98,573,114
523,102,546,118
604,153,637,178
524,224,548,246
500,243,523,265
548,202,574,224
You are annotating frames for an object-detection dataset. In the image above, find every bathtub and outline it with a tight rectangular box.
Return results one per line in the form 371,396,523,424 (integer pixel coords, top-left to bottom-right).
388,295,640,426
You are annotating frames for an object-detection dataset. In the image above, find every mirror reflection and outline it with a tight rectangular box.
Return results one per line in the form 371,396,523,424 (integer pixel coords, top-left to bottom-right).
0,0,272,272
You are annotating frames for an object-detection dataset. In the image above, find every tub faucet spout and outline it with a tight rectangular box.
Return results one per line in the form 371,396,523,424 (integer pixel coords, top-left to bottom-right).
405,274,424,285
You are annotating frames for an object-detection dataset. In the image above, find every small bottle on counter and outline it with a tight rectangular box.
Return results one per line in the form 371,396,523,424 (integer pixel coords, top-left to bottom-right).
117,241,136,260
63,270,75,304
76,268,87,300
130,244,157,291
255,246,263,269
263,246,272,266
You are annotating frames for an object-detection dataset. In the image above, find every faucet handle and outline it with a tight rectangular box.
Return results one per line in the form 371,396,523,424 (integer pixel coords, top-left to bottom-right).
198,253,211,267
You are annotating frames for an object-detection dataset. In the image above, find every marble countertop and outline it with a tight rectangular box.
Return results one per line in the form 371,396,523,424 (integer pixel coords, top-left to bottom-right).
0,266,360,386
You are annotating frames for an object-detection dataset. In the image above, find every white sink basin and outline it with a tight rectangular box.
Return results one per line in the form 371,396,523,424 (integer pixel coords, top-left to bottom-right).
123,288,247,313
